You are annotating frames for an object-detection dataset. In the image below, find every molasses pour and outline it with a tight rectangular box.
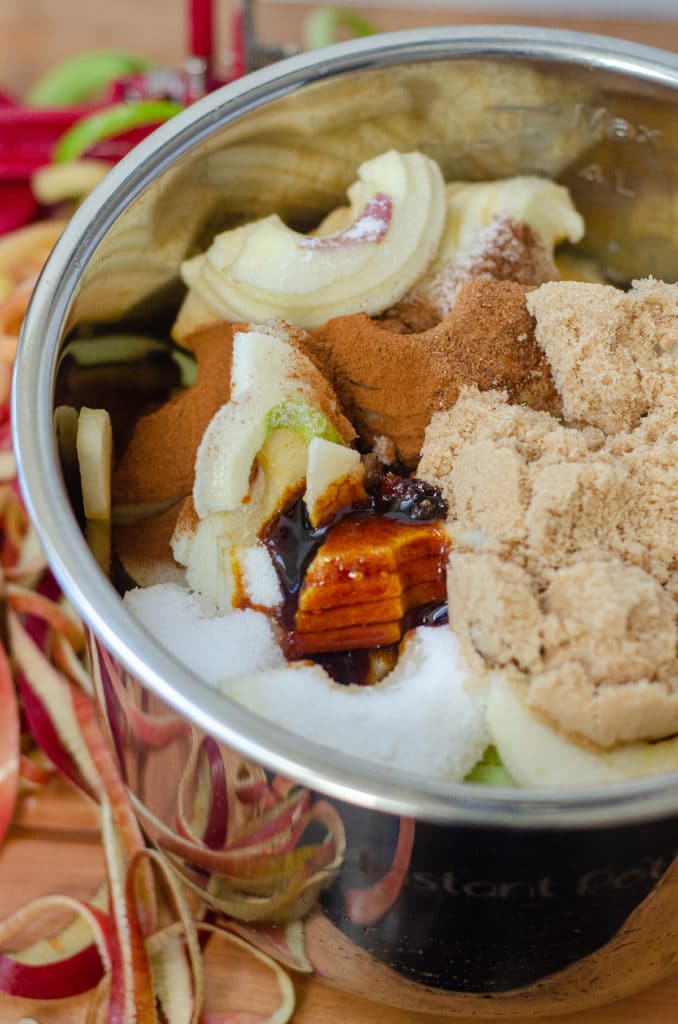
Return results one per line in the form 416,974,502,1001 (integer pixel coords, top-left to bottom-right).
262,467,449,684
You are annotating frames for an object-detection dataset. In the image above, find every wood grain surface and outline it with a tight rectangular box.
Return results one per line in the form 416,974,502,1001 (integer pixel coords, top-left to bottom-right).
0,2,676,1020
0,1,676,92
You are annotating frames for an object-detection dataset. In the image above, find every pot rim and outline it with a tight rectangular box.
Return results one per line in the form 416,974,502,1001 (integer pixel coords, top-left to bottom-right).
13,25,678,829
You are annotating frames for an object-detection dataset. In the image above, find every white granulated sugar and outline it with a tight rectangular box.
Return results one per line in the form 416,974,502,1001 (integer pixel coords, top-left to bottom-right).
240,545,282,608
124,582,284,684
220,627,488,782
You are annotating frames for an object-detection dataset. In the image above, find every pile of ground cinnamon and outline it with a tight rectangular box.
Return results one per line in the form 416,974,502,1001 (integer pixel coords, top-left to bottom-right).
395,216,561,323
305,278,559,467
112,322,236,507
418,279,678,749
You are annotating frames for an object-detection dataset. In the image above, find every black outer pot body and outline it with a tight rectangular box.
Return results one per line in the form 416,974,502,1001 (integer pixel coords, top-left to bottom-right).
323,808,678,994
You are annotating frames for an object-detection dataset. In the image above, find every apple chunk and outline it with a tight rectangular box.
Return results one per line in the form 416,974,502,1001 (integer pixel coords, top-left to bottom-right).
76,406,113,571
487,674,678,787
193,326,352,518
304,437,366,528
76,407,112,522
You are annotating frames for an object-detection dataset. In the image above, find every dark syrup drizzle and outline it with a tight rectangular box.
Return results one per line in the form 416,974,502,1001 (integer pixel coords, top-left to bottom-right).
262,467,448,684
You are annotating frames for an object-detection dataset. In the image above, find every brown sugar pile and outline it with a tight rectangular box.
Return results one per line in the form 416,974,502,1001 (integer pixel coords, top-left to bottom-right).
527,277,677,434
305,278,560,467
418,279,678,749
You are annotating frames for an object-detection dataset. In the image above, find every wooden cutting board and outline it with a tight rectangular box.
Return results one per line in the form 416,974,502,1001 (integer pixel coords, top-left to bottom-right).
0,775,676,1023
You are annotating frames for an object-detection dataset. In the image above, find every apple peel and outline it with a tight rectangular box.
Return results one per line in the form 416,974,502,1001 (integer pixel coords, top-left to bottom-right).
9,611,100,795
197,923,295,1024
0,894,109,999
7,582,85,649
0,651,18,849
343,816,415,926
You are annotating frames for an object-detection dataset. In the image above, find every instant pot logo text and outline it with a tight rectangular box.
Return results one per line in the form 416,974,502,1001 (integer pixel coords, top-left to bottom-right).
404,854,673,901
344,850,676,903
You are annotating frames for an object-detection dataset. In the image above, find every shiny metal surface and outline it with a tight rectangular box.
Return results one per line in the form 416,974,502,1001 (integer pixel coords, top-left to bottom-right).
11,26,678,1016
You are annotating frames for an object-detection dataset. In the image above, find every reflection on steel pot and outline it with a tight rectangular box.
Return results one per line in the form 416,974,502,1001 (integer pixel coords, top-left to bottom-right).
14,26,678,1018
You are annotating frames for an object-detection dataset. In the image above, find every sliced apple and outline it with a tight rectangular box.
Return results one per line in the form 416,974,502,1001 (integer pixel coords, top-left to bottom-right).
176,429,305,611
86,518,112,573
193,392,271,517
255,426,309,526
265,401,342,446
229,325,300,402
184,323,357,608
76,407,112,522
75,407,113,572
193,327,350,517
439,176,585,261
304,438,366,528
487,673,678,787
178,150,446,329
181,513,241,612
180,513,282,614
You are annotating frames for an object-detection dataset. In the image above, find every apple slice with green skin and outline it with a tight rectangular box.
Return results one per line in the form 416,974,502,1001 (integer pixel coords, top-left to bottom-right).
487,673,678,787
180,150,446,329
265,401,342,445
193,328,350,517
193,393,343,517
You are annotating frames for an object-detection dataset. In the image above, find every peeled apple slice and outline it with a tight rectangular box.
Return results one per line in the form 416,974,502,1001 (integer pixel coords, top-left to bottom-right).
76,407,112,521
186,325,356,606
194,392,272,516
304,437,365,527
193,328,348,517
487,673,678,787
439,176,585,260
179,150,446,329
55,404,79,477
255,426,310,525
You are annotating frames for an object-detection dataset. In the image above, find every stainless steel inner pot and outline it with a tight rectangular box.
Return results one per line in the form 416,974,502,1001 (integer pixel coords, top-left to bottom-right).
15,24,678,828
10,27,678,1017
